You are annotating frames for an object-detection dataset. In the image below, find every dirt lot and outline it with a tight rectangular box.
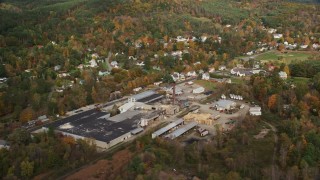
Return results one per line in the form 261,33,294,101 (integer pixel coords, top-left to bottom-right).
175,82,208,101
66,149,132,180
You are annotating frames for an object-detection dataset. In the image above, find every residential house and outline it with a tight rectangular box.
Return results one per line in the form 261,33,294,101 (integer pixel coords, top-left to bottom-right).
221,94,226,99
92,53,99,59
273,34,283,39
193,61,201,65
279,71,288,79
0,140,9,149
300,45,308,49
230,68,252,77
186,71,197,77
58,73,70,78
154,81,162,86
171,72,180,82
201,36,207,42
133,87,142,92
202,73,210,80
98,71,110,76
209,67,215,73
218,65,226,71
110,61,119,68
54,65,61,71
0,77,8,83
77,64,84,70
89,59,98,68
136,62,145,66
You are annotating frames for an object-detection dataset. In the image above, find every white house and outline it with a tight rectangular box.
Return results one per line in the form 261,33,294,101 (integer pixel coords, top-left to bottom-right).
246,51,254,56
154,81,162,86
273,34,283,39
133,87,142,92
91,53,99,59
221,94,226,99
171,72,180,82
268,28,277,34
54,65,61,71
136,62,145,66
186,71,197,77
192,87,205,94
193,61,201,65
89,59,98,68
249,106,262,116
202,73,210,80
58,73,70,78
209,67,215,73
0,140,9,149
279,71,288,79
300,45,308,49
98,71,110,76
218,65,226,71
201,36,208,42
110,61,118,68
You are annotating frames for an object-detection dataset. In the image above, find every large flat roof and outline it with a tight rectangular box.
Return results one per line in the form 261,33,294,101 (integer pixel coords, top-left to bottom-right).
138,94,164,103
45,109,142,143
132,90,156,101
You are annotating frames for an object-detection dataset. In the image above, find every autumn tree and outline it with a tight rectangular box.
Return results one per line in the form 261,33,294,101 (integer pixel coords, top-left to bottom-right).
20,158,34,179
19,107,34,123
268,94,278,112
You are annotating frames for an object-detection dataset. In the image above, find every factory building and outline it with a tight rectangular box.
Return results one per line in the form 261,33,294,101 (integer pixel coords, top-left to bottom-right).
165,121,198,140
130,90,164,104
41,109,162,149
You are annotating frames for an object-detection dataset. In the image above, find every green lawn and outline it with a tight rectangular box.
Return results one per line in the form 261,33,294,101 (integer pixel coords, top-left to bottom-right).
289,77,310,85
230,77,245,84
194,80,216,91
255,51,313,64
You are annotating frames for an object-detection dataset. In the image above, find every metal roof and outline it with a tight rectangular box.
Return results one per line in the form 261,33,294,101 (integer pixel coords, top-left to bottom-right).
152,119,184,139
131,127,144,135
214,99,236,108
165,121,198,139
132,90,156,101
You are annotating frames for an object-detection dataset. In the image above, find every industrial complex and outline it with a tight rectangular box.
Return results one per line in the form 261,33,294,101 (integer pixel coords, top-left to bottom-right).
34,77,261,150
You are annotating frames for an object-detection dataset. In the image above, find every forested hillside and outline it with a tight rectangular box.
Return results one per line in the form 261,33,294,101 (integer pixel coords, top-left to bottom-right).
0,0,320,179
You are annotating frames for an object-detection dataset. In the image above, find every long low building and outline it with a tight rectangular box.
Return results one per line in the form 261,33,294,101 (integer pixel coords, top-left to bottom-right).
165,121,198,140
130,90,164,103
41,109,161,149
152,119,184,139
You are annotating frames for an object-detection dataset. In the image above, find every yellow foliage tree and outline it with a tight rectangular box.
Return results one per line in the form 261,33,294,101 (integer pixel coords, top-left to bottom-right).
19,107,34,123
283,65,290,76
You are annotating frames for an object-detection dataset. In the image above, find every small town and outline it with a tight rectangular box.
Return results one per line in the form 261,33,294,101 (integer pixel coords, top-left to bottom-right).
1,0,320,179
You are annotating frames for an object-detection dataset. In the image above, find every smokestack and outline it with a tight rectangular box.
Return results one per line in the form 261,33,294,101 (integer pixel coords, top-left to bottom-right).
173,83,176,105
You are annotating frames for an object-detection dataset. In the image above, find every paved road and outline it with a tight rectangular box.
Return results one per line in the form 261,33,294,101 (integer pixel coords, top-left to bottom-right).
105,51,113,71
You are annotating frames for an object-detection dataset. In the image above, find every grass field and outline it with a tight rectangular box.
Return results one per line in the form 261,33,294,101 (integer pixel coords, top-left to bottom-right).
289,77,310,85
194,80,216,91
255,51,314,64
